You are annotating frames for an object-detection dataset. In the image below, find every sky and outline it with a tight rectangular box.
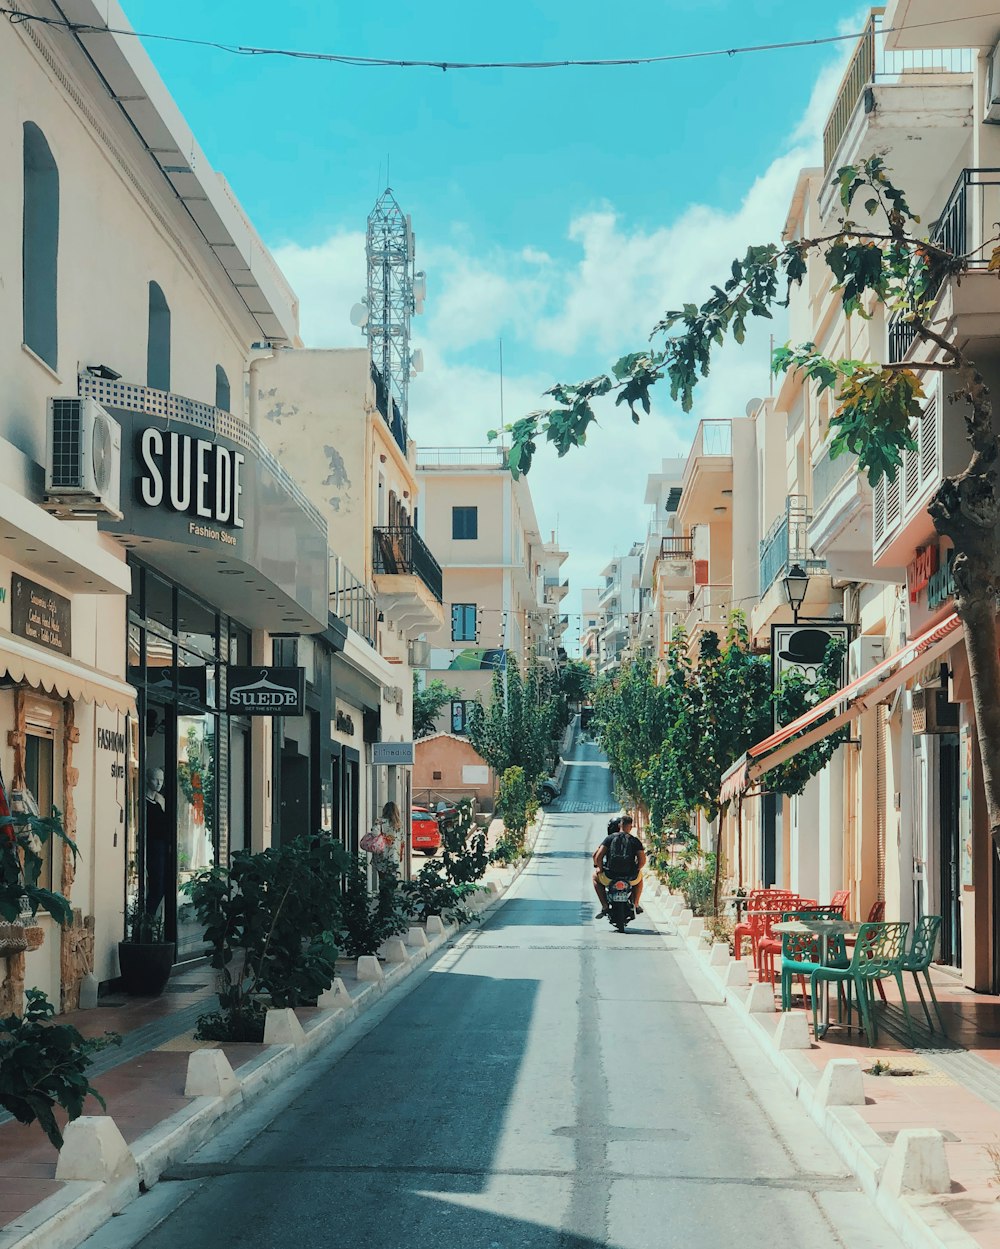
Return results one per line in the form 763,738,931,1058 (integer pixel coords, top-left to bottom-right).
123,0,865,649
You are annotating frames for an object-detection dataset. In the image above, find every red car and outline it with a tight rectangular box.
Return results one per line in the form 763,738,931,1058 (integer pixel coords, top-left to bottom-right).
411,807,442,856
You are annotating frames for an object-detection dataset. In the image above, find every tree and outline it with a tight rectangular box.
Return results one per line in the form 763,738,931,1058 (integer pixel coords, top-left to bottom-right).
496,157,1000,861
412,674,462,739
467,654,557,786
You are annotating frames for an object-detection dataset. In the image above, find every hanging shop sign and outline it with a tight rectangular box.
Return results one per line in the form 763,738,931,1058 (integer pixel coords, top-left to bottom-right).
372,741,414,766
226,666,305,715
11,574,71,655
771,622,852,730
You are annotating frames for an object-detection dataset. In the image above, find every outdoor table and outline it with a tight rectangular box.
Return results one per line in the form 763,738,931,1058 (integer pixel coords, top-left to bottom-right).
773,919,863,1038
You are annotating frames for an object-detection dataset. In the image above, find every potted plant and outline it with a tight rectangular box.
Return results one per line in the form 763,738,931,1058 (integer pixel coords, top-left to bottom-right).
118,905,175,997
0,790,75,950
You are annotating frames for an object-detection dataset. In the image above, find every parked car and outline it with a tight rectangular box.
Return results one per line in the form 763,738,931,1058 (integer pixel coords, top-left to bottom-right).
411,806,442,856
538,776,561,806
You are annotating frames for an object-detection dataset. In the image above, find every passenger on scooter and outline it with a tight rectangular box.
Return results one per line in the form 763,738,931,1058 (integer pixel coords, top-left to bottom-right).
592,814,646,919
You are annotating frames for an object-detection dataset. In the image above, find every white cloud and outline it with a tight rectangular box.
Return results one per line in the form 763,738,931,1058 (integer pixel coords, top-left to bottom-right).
270,38,851,638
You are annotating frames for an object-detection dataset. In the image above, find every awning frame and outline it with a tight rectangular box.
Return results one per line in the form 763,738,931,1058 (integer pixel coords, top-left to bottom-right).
0,630,136,715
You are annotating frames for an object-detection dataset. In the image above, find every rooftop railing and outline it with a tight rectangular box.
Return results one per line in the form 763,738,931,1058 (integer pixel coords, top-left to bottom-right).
690,419,732,458
416,446,508,468
658,536,694,560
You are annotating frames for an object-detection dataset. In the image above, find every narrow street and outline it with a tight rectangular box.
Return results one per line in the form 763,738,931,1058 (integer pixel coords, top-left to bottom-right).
85,740,902,1249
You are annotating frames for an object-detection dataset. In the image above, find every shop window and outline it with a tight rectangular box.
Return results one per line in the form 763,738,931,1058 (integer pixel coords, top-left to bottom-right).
451,603,477,643
24,732,55,893
215,364,231,412
22,122,59,370
230,624,251,665
176,591,218,657
452,506,477,540
144,572,174,632
147,281,171,391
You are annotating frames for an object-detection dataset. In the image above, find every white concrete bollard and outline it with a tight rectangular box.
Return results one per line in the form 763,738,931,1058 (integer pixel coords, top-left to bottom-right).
686,917,706,941
678,908,694,926
356,955,384,982
709,943,731,967
406,926,429,949
263,1008,306,1047
56,1117,137,1187
379,938,409,965
425,915,446,936
745,981,777,1013
486,880,501,895
723,959,750,988
774,1011,812,1050
317,977,352,1009
879,1128,951,1197
185,1049,240,1099
815,1058,865,1107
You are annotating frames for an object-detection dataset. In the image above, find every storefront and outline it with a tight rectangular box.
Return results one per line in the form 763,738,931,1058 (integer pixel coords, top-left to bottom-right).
85,374,329,966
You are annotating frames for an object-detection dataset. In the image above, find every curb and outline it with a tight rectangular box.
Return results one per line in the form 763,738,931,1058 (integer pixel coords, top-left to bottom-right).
0,828,544,1249
644,886,979,1249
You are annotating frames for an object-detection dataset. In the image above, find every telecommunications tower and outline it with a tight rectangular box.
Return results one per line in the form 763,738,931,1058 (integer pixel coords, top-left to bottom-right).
351,188,425,445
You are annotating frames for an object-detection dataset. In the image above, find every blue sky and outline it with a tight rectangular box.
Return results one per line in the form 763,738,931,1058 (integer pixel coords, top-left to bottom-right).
125,0,863,641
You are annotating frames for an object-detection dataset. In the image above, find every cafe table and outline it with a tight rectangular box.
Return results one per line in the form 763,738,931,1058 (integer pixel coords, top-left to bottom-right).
772,918,864,1037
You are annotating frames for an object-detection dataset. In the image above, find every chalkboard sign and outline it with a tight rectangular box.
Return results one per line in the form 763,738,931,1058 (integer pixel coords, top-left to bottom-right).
11,574,72,655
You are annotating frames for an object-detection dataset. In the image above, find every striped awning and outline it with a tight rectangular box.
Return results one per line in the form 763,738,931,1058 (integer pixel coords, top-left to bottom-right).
0,630,135,715
719,611,961,804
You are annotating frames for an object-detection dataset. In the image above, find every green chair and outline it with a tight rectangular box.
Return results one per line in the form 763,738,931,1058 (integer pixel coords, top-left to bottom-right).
810,921,911,1046
778,908,849,1012
903,915,945,1033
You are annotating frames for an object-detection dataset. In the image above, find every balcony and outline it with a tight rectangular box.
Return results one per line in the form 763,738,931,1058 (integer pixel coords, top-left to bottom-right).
372,364,407,456
808,446,883,581
653,536,695,594
544,575,569,604
818,10,968,207
372,526,445,636
872,386,943,567
684,582,732,650
415,446,507,470
759,495,827,596
330,556,377,647
677,420,733,527
888,169,1000,363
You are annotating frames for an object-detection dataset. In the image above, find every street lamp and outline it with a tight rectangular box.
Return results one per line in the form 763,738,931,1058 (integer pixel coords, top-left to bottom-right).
783,563,810,623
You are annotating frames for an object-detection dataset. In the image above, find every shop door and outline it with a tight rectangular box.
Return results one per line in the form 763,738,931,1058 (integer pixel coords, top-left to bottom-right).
761,793,777,888
939,734,962,966
280,748,310,842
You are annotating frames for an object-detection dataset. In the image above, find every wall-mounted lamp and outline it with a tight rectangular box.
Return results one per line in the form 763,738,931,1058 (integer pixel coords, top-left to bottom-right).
85,363,122,380
783,563,810,624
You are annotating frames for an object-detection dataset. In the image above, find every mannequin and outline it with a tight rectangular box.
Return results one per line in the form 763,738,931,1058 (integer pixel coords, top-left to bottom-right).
145,767,170,917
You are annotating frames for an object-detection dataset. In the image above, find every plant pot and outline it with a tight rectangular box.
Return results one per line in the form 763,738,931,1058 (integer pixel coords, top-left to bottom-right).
118,940,175,997
0,921,28,956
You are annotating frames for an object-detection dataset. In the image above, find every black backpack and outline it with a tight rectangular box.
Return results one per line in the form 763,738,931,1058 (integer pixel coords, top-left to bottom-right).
606,831,638,880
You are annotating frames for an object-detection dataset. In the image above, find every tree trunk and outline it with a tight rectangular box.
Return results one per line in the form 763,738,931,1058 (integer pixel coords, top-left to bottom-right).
712,815,723,917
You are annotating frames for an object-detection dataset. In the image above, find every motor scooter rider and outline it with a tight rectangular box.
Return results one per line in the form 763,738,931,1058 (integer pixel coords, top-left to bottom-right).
592,814,646,919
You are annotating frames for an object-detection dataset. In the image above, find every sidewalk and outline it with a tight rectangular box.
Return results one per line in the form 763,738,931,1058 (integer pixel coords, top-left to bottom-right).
0,831,539,1249
651,888,1000,1249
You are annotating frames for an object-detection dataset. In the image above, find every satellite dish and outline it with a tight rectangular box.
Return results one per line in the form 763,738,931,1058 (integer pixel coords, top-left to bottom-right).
350,302,369,328
745,397,763,417
410,349,424,374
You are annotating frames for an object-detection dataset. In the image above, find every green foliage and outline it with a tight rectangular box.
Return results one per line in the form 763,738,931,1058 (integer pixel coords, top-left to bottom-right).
467,654,558,786
493,157,963,495
399,864,479,924
0,989,120,1149
558,658,595,707
176,725,215,837
337,852,407,959
185,833,351,1038
413,674,462,739
439,799,489,885
124,903,165,945
0,803,76,926
768,637,851,796
491,830,528,866
495,766,538,855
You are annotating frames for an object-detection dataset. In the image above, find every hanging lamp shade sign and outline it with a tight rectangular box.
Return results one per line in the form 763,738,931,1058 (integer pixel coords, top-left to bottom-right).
226,666,305,715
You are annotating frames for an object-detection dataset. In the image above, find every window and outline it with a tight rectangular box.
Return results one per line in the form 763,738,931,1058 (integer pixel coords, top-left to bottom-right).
23,122,59,369
215,365,231,412
147,281,171,390
451,603,476,642
451,700,471,734
452,506,478,540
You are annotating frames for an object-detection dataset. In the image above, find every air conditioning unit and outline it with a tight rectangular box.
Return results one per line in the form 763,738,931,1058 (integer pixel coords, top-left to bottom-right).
912,688,960,735
986,41,1000,122
44,397,122,519
408,639,430,668
848,635,887,683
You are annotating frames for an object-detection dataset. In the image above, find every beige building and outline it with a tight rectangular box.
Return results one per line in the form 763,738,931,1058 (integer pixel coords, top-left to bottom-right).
415,446,567,735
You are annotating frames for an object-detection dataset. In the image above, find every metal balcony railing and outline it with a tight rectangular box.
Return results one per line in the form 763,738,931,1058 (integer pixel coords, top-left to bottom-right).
887,168,1000,362
372,526,444,603
658,536,694,560
371,364,407,455
823,10,973,171
759,495,827,595
415,446,508,469
691,419,732,458
330,556,377,647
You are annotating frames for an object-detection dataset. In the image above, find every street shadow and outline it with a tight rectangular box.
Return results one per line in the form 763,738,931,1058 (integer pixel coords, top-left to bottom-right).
480,898,598,929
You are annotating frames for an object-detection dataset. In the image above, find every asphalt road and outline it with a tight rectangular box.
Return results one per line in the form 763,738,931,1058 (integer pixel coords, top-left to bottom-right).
85,738,902,1249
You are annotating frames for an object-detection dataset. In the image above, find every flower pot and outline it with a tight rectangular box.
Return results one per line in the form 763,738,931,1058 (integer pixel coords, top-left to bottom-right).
118,940,175,997
0,921,28,956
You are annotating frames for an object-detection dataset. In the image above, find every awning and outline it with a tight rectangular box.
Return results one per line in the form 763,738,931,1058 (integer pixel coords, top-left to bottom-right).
719,611,961,804
0,630,136,714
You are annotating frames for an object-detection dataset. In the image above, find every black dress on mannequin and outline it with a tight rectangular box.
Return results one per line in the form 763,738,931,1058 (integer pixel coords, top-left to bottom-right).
145,797,171,915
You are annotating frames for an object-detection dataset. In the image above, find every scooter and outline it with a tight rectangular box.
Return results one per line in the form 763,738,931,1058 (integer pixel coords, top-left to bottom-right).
606,879,636,933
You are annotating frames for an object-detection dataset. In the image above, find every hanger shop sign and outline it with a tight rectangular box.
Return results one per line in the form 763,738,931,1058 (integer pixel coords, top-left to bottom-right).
226,666,305,715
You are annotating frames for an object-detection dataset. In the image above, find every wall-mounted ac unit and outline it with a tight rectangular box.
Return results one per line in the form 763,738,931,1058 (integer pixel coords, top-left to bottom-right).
848,635,887,683
44,397,122,519
912,688,960,735
986,41,1000,122
408,639,430,668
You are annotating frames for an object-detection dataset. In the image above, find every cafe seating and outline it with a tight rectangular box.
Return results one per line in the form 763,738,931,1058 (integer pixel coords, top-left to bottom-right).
811,920,912,1045
828,889,850,915
845,899,887,1001
903,915,945,1033
735,889,797,973
776,908,849,1010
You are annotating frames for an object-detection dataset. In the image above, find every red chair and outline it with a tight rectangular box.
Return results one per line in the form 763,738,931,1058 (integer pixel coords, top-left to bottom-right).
828,889,850,916
745,890,797,975
845,899,888,1000
733,890,768,961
